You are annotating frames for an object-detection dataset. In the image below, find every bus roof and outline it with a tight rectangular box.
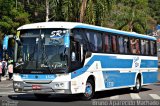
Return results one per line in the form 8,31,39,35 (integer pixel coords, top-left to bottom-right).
17,22,156,40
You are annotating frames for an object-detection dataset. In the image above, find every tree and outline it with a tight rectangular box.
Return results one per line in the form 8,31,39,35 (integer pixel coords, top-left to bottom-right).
46,0,49,22
0,0,29,49
112,0,149,34
62,0,80,22
0,0,29,35
148,0,160,24
80,0,114,26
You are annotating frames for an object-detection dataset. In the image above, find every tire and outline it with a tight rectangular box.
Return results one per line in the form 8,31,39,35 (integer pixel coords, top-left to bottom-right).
133,77,141,93
34,94,50,99
81,79,95,100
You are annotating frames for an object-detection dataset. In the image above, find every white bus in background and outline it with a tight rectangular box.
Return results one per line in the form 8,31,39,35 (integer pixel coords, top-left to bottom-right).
13,22,158,100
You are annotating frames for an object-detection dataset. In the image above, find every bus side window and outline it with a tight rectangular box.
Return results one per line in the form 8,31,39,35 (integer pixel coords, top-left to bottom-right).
93,32,102,52
154,41,157,56
141,39,146,55
111,35,118,53
145,40,149,55
104,34,111,53
124,37,129,54
150,41,157,56
130,38,140,54
118,36,124,53
70,40,78,62
86,31,95,52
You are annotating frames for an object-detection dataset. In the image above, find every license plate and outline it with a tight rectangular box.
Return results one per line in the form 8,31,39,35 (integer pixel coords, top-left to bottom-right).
32,85,41,90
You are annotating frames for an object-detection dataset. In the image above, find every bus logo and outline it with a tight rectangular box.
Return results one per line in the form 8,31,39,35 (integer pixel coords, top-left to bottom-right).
50,34,63,39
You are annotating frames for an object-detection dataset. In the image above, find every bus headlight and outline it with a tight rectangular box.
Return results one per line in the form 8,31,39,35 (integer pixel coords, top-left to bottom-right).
55,83,60,88
60,83,64,87
53,82,68,89
55,83,64,88
14,82,21,88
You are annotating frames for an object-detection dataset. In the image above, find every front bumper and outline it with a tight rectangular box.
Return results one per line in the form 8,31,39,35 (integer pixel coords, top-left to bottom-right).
13,80,71,94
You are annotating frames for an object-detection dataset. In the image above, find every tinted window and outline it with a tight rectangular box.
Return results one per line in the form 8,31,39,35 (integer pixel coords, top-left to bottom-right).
124,37,129,54
86,30,102,52
140,39,150,55
118,36,124,53
111,35,118,53
104,34,111,53
141,40,146,55
130,38,140,54
150,41,157,56
94,32,102,52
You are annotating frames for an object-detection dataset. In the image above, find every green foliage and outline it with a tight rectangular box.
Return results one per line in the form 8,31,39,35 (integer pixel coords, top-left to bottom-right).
111,0,149,33
0,0,29,35
0,0,29,47
21,0,45,22
82,0,115,26
62,0,80,21
148,0,160,24
0,0,160,37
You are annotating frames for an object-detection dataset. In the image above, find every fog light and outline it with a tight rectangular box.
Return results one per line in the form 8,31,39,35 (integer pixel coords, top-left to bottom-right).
55,83,59,88
15,88,19,92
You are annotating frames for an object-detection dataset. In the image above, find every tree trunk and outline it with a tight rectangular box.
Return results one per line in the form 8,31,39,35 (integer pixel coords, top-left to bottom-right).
46,0,49,22
129,21,133,32
16,0,17,9
27,0,30,4
80,0,87,22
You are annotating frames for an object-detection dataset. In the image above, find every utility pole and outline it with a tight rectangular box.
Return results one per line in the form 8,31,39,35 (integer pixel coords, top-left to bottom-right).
46,0,49,22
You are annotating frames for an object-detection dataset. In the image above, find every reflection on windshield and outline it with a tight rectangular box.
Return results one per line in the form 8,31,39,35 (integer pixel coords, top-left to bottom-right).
15,29,68,72
23,44,37,61
41,45,67,69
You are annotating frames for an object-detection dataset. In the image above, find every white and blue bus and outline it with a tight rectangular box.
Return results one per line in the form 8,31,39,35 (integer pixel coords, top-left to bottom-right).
13,22,158,100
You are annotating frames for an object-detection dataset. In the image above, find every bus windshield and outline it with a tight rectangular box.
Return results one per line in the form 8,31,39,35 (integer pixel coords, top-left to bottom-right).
14,29,69,74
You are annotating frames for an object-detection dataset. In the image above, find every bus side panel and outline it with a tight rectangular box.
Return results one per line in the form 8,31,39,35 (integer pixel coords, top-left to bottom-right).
102,71,136,88
142,71,158,84
140,59,158,84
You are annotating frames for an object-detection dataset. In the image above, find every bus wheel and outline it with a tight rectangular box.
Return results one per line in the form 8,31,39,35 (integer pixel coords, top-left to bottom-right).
34,94,50,99
133,77,141,93
81,79,95,100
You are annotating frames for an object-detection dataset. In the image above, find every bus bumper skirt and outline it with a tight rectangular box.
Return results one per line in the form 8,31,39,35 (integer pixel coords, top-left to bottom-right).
13,81,72,94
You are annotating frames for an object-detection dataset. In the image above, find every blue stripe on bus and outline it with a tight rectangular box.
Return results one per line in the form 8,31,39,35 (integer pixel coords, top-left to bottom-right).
71,68,88,79
71,55,133,79
71,55,157,79
102,71,136,88
20,74,56,80
142,72,158,84
93,56,133,68
75,25,156,40
140,60,158,68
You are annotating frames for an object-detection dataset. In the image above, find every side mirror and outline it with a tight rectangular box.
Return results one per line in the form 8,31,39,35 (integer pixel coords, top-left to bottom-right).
15,31,22,45
15,38,22,46
71,52,76,62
